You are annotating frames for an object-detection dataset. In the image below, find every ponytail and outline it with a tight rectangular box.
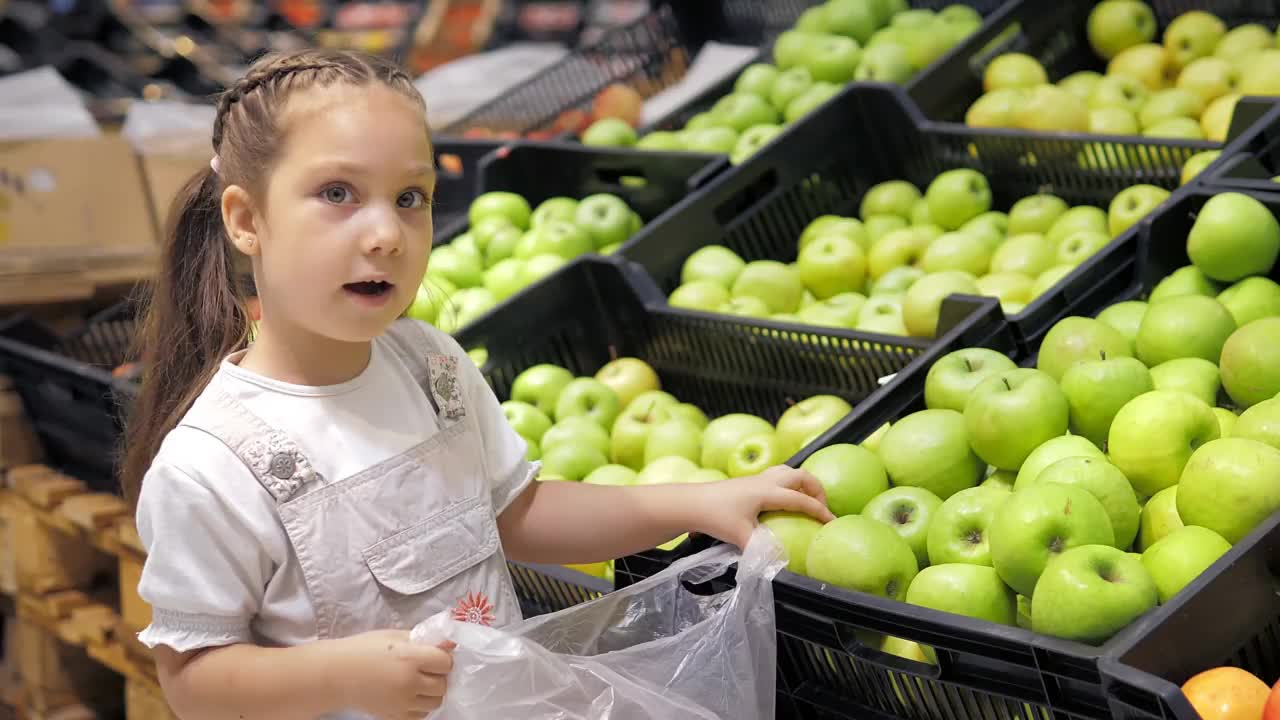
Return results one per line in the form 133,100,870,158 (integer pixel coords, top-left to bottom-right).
120,166,250,508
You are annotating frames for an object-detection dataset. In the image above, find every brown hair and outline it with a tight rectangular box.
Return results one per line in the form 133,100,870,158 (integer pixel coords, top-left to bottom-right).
121,49,426,507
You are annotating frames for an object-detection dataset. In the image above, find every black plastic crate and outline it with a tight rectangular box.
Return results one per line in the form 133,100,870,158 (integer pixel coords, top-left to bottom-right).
455,253,1011,612
431,137,507,241
772,185,1280,720
621,82,1203,356
439,0,813,137
0,303,138,493
1202,96,1280,193
911,0,1280,137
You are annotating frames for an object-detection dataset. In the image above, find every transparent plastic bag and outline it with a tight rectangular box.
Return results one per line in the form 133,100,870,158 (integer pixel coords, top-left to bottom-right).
410,527,786,720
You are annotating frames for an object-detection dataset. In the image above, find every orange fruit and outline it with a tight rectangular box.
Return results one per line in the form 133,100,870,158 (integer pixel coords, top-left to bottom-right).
1182,667,1270,720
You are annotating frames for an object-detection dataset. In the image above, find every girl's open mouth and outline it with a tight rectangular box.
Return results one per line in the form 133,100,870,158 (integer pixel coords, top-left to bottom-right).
344,281,393,297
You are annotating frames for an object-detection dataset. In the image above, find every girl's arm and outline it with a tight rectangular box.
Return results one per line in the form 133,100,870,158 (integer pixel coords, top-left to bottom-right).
497,466,835,565
155,631,454,720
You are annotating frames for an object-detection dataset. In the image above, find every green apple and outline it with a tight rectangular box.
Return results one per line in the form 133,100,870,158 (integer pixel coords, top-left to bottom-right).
854,42,915,83
921,231,995,276
594,357,660,410
1138,88,1204,130
732,260,805,314
1057,231,1111,267
635,131,685,151
610,401,672,470
719,296,772,318
990,233,1056,276
582,117,637,147
777,395,853,459
907,563,1017,625
470,216,518,253
583,463,638,487
965,88,1029,128
903,271,980,338
983,53,1048,92
429,245,484,288
1108,390,1220,497
800,443,890,517
1142,525,1232,603
1149,358,1221,407
989,483,1115,597
642,418,703,466
701,413,774,474
1163,10,1226,71
1096,300,1147,346
1217,277,1280,327
1008,195,1068,237
805,515,920,599
1239,49,1280,96
926,486,1011,567
878,409,985,500
1221,317,1280,409
635,456,700,486
540,441,608,481
1088,72,1149,112
684,127,740,155
797,234,867,299
484,225,523,266
1136,295,1236,366
1200,95,1236,144
669,403,708,430
555,378,621,429
711,92,781,132
965,369,1069,471
822,0,880,43
1233,397,1280,451
1108,43,1173,91
482,258,527,301
760,511,824,575
511,364,574,417
861,180,922,221
1086,0,1156,60
1148,265,1222,302
1059,71,1105,101
1214,407,1238,437
1060,355,1153,448
469,191,532,230
867,227,928,280
1187,192,1280,283
734,62,781,98
1144,116,1205,140
1034,456,1140,550
628,390,678,413
910,198,933,226
1089,106,1141,134
681,245,746,289
541,416,611,457
784,82,842,123
962,211,1008,245
865,213,913,244
523,220,593,260
925,169,992,231
1108,185,1170,238
855,295,908,334
871,266,925,296
982,469,1017,493
670,281,732,311
1013,435,1106,489
800,216,869,252
1176,57,1239,106
769,66,815,112
924,348,1018,413
772,29,817,69
863,487,941,569
1215,23,1272,63
730,124,784,165
1178,437,1280,543
798,293,865,328
1015,85,1090,133
1046,206,1108,248
407,282,449,324
862,421,891,453
684,112,715,131
501,400,553,444
1138,486,1182,551
1038,316,1134,383
1032,545,1157,645
575,194,635,249
797,33,863,82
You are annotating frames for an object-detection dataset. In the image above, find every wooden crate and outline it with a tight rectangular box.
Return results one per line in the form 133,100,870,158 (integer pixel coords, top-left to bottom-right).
11,617,119,718
125,681,174,720
0,378,43,475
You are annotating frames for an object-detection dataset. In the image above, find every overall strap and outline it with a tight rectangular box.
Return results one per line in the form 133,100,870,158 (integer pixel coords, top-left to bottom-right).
382,319,467,423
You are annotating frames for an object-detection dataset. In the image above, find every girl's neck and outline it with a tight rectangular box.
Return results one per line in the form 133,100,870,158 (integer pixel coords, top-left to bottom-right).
237,316,374,387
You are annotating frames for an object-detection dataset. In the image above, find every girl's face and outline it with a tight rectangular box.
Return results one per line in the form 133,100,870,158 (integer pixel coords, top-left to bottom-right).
246,83,434,344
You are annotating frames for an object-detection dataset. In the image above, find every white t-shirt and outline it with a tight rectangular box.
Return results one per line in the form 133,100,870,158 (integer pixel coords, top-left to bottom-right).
134,324,535,652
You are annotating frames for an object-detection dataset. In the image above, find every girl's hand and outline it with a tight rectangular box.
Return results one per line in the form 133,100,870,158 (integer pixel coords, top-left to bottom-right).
335,629,455,720
695,465,836,549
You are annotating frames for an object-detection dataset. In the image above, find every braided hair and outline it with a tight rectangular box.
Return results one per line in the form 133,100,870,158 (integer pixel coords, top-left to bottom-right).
121,49,428,508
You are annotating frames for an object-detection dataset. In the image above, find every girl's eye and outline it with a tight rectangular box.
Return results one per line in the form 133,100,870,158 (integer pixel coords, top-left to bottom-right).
322,185,354,204
398,190,428,209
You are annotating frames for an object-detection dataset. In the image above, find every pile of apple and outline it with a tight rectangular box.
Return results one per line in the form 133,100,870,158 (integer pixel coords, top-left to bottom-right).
579,1,985,164
965,2,1280,141
502,357,854,574
407,190,643,332
668,168,1172,337
759,190,1280,650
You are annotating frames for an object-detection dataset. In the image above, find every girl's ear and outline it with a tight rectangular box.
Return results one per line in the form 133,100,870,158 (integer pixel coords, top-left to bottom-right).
221,185,260,256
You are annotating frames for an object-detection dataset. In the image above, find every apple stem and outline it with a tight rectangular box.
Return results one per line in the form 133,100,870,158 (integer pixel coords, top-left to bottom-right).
1099,350,1106,361
963,357,973,372
1002,377,1012,391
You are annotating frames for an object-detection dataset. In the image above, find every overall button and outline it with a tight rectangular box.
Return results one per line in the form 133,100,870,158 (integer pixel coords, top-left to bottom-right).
269,452,296,479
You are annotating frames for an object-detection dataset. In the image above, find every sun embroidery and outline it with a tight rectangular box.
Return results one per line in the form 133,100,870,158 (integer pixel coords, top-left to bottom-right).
452,591,496,627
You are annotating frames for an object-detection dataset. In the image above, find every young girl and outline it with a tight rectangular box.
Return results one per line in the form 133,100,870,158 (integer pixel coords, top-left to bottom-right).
123,48,834,720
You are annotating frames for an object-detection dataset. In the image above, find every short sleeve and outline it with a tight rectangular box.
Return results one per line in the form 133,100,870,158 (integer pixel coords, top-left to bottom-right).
134,428,285,652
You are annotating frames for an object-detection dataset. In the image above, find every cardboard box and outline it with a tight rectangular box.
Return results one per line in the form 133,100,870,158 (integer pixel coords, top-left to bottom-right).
138,151,207,236
0,135,157,305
